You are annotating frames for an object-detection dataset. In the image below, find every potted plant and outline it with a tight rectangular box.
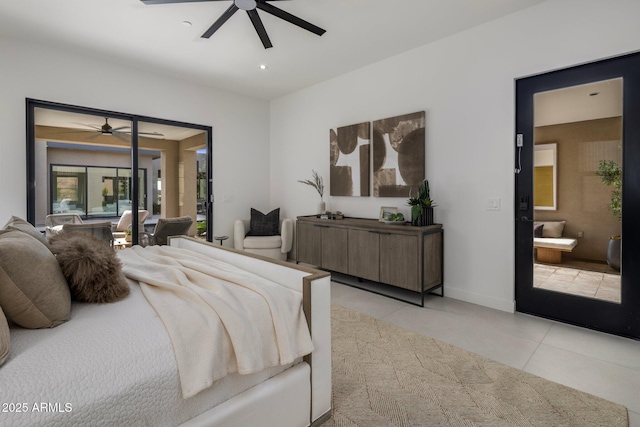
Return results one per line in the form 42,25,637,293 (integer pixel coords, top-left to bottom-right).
595,159,621,270
124,226,132,242
298,170,325,214
407,179,436,226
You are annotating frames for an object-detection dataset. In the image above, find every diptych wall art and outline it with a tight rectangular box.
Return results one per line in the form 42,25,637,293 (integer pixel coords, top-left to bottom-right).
372,111,425,197
330,122,371,196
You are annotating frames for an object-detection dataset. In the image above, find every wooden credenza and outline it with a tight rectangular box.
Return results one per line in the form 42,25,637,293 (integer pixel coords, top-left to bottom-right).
296,216,443,303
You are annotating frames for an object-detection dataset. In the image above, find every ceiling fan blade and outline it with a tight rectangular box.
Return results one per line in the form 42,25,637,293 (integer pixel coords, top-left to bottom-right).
140,0,227,5
256,1,325,37
247,9,272,49
202,3,239,38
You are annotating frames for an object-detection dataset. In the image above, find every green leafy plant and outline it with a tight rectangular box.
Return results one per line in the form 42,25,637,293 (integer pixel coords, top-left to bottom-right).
407,179,436,226
595,159,622,221
197,220,207,236
387,213,404,222
298,170,324,200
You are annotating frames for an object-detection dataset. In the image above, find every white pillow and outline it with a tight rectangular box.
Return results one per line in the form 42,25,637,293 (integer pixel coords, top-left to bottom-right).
534,220,566,238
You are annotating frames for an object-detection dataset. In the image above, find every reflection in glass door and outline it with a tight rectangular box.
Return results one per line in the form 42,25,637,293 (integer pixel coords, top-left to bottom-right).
515,52,640,339
532,79,622,303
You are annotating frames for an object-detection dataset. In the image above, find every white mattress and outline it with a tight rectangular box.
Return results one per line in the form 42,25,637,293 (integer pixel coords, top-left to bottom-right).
0,281,296,427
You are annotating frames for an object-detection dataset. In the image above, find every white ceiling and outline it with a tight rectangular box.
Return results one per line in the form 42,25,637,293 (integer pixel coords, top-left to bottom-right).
0,0,548,100
534,78,623,127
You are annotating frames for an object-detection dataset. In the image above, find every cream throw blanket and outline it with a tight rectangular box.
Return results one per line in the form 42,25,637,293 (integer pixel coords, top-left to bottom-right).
117,245,314,399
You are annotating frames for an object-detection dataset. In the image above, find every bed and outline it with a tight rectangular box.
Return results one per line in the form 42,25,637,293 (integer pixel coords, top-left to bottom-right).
0,234,332,427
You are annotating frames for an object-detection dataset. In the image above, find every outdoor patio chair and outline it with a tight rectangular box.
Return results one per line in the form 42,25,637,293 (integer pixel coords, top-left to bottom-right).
113,210,149,238
61,222,115,248
45,213,83,239
140,216,193,246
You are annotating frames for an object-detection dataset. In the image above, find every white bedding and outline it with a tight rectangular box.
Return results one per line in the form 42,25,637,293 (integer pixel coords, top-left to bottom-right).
118,245,314,398
0,282,298,427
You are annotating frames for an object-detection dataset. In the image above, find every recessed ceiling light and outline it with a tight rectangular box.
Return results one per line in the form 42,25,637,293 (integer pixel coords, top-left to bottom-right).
182,21,192,27
259,64,268,70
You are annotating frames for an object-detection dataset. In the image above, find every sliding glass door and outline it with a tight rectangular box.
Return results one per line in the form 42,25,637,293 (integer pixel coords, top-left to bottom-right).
27,99,213,244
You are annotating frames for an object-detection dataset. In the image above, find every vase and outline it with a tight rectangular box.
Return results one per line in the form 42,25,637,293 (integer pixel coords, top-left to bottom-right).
421,207,434,226
606,238,621,271
411,206,434,226
317,201,326,214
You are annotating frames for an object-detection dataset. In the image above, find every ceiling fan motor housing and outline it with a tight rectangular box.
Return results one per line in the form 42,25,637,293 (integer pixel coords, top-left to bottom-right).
140,0,325,49
235,0,256,11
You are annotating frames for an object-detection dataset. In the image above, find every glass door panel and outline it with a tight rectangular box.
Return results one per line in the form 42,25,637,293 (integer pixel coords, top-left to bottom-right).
33,108,132,226
532,79,622,303
138,120,209,239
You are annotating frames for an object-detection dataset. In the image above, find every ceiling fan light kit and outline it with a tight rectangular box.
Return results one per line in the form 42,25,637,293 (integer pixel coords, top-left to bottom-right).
140,0,325,49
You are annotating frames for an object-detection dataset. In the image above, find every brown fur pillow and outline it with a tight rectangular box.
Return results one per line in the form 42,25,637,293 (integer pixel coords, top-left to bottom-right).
49,233,129,303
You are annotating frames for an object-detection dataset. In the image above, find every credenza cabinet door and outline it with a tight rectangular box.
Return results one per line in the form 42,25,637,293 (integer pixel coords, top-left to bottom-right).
321,226,349,274
348,229,380,282
379,233,420,291
297,222,322,266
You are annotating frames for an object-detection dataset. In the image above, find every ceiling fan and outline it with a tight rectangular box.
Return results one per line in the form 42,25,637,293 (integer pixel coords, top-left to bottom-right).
73,118,164,139
140,0,326,49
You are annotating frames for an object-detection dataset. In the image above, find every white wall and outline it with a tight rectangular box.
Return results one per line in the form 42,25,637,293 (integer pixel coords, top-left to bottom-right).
0,36,270,242
270,0,640,312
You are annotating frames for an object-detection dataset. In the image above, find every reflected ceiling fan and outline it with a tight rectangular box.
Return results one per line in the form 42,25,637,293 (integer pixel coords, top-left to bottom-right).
73,118,164,139
140,0,326,49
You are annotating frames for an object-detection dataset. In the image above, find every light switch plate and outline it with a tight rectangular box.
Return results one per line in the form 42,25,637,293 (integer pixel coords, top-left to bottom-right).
487,198,501,211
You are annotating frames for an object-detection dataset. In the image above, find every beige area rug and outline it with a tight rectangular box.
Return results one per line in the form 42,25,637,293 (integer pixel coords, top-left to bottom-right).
323,305,628,427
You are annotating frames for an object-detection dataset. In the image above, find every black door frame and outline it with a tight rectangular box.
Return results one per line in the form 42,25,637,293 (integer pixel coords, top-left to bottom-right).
26,98,214,244
515,52,640,339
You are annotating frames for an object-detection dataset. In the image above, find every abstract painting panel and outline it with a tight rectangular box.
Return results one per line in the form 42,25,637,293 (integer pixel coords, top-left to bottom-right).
372,111,425,197
330,122,370,196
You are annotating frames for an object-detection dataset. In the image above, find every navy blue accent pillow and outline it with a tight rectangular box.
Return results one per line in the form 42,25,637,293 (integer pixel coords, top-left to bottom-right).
534,223,544,238
246,208,280,236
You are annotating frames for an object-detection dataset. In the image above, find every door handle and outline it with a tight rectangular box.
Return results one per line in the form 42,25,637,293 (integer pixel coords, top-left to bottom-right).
519,216,534,223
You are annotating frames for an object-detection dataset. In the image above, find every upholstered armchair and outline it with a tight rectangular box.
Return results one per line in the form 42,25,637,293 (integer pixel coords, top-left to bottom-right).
234,217,293,261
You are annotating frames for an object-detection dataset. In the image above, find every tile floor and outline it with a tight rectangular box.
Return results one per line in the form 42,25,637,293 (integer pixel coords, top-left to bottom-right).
534,260,621,303
331,282,640,426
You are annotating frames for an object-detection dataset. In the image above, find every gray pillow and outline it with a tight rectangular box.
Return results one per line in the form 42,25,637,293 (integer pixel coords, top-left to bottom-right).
3,216,49,247
533,223,544,238
0,306,9,367
0,229,71,328
246,208,280,236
